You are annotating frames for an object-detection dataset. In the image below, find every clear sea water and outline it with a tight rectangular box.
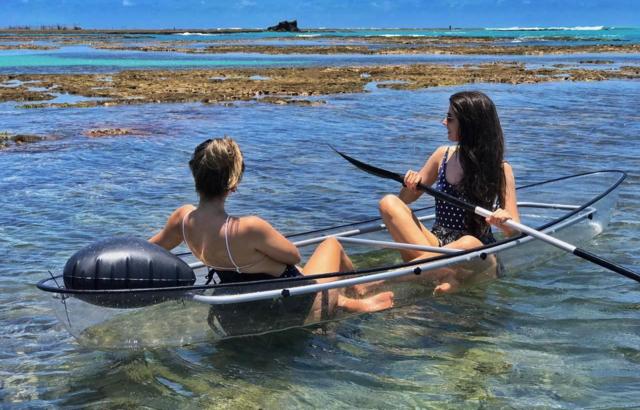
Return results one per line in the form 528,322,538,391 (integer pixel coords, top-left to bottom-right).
1,28,639,408
1,26,640,73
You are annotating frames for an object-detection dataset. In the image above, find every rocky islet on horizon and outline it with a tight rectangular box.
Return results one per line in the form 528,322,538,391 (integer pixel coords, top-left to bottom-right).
267,20,300,32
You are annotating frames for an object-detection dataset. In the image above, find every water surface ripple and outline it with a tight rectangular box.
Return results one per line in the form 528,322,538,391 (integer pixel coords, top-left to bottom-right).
1,80,639,407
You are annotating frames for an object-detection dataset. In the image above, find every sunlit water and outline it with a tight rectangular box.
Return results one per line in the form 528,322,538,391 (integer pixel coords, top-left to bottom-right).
1,79,639,407
2,27,640,73
2,47,640,74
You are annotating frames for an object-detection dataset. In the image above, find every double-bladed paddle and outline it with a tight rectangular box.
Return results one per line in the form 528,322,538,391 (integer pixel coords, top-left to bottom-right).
332,147,640,283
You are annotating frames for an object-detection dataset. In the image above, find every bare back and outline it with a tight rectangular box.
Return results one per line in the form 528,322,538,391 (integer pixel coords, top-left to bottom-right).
182,208,295,276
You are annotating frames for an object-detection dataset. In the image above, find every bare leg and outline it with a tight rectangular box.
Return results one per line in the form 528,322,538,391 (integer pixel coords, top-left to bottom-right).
379,194,440,262
424,235,485,294
302,237,394,319
379,195,493,294
302,236,354,277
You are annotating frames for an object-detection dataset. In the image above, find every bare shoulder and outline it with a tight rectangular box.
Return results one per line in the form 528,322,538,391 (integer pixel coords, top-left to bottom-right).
169,204,196,224
502,162,515,177
425,145,448,164
149,204,195,248
431,145,454,165
238,215,272,235
177,204,196,220
177,204,196,216
433,145,449,159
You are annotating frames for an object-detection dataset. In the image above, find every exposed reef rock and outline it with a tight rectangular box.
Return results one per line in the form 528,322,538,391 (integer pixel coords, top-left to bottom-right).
1,64,639,109
579,60,614,64
0,132,51,150
267,20,300,32
0,44,57,50
91,38,640,56
259,97,326,106
83,128,139,138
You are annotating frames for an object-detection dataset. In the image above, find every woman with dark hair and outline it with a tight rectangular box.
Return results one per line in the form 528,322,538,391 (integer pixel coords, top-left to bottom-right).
150,137,394,328
378,91,520,294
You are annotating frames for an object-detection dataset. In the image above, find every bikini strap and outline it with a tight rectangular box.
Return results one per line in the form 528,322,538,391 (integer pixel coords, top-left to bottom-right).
438,147,450,179
181,209,192,250
224,216,242,273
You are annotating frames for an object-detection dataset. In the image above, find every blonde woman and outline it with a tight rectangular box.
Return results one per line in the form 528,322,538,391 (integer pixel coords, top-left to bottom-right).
150,137,393,325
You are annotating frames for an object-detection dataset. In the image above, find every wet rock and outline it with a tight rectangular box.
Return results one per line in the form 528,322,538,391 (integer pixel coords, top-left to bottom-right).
579,60,614,64
0,85,56,103
0,132,49,150
83,128,137,138
0,44,57,50
3,63,639,109
259,97,326,106
267,20,300,32
12,134,44,144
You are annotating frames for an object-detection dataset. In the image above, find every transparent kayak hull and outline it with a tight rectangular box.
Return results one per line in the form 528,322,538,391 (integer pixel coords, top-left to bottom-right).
37,171,626,349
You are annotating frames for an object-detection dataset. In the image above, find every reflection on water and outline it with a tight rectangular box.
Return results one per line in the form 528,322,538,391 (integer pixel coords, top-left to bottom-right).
1,80,639,406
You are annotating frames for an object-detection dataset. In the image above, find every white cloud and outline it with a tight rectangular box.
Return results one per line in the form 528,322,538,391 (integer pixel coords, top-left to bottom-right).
371,1,394,10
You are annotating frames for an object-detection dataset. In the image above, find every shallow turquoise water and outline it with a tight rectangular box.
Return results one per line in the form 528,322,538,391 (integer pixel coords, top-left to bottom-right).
4,47,640,75
0,78,639,407
0,48,307,69
2,27,640,73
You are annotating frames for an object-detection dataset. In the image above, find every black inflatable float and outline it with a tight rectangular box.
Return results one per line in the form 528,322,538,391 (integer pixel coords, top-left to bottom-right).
63,237,196,308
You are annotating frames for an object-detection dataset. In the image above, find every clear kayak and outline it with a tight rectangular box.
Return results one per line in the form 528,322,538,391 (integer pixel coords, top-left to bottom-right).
37,170,626,349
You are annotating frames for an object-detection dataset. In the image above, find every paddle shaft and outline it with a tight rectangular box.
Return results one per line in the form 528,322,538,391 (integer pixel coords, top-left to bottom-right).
335,149,640,283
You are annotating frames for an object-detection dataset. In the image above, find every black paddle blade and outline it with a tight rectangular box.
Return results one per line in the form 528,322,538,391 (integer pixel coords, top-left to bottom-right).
331,145,475,212
330,146,404,184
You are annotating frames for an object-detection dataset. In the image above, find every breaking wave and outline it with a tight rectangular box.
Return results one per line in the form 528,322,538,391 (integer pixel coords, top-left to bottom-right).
487,26,606,31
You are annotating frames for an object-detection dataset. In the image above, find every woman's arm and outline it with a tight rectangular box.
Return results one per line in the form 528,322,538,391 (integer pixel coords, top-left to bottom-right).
486,163,520,236
398,146,446,204
148,205,194,250
247,216,301,266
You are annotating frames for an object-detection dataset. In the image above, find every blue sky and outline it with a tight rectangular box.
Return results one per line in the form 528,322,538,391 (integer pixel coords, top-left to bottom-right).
1,0,637,29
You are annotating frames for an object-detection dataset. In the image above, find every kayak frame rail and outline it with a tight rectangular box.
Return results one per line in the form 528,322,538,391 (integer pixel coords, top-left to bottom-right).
189,207,596,305
186,200,585,270
336,236,460,254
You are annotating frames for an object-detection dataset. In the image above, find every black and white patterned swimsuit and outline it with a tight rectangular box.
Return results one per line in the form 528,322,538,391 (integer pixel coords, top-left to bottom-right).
431,147,496,246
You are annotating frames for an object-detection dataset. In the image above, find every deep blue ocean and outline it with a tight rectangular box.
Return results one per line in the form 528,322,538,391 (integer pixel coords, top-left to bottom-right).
1,28,639,408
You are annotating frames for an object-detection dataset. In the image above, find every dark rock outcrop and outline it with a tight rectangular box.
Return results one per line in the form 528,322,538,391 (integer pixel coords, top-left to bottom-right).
0,132,50,150
267,20,299,32
83,128,134,138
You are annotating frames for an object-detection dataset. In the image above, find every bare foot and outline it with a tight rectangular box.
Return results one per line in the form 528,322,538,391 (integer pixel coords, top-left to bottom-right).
351,279,386,297
433,280,459,295
338,291,394,313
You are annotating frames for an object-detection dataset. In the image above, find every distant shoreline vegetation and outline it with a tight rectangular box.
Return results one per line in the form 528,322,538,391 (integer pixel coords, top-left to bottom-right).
0,27,265,34
3,25,84,31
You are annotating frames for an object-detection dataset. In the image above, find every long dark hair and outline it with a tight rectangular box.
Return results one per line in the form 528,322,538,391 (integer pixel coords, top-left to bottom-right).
449,91,506,237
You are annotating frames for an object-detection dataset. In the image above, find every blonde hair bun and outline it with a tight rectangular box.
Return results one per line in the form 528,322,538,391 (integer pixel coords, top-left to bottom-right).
189,137,244,198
